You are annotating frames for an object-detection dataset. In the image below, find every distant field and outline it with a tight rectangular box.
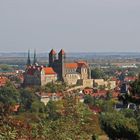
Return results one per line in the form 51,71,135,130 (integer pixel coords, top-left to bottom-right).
0,52,140,66
1,52,140,58
0,57,48,66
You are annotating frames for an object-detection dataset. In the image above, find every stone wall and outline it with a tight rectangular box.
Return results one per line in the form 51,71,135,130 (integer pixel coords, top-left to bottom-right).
65,73,80,85
77,79,93,88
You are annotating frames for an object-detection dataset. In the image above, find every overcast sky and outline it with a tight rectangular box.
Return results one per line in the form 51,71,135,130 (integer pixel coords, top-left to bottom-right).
0,0,140,53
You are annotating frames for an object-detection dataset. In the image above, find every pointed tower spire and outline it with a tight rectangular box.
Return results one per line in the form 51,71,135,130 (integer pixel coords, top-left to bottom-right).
33,49,37,65
26,50,31,66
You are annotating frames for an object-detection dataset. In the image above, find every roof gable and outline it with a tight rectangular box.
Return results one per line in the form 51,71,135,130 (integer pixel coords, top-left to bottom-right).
43,67,56,75
65,61,88,69
65,63,78,69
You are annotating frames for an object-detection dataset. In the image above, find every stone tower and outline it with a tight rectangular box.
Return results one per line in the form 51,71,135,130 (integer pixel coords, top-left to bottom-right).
49,49,56,67
58,49,65,80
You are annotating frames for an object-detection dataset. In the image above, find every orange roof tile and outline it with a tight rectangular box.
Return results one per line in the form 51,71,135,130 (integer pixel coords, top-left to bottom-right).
65,63,78,69
77,61,88,67
65,61,88,69
44,67,56,75
0,76,8,86
83,88,93,94
112,92,120,98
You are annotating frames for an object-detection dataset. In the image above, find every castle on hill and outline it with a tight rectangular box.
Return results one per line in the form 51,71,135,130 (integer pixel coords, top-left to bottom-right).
23,49,92,86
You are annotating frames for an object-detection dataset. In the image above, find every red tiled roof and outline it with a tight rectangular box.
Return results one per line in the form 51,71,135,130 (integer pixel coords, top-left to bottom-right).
26,66,56,76
90,91,120,98
97,90,107,94
44,67,56,75
111,77,118,81
124,76,136,82
112,92,120,98
65,63,78,69
83,88,93,95
91,92,106,97
56,92,63,97
65,61,88,69
0,76,8,86
26,66,42,75
83,89,108,97
46,93,52,97
78,61,88,68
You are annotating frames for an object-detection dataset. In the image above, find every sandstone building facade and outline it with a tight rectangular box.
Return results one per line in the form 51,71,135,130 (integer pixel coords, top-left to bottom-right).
23,49,91,86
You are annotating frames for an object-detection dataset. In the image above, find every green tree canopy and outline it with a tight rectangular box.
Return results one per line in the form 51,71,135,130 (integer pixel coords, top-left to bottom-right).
0,82,20,105
20,88,39,111
41,82,66,93
91,68,105,79
100,112,140,140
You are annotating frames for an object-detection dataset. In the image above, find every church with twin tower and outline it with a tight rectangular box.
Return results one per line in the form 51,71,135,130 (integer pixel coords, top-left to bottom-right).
23,49,92,87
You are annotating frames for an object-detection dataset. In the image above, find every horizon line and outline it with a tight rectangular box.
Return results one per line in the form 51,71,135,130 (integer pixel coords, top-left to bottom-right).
1,51,140,54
